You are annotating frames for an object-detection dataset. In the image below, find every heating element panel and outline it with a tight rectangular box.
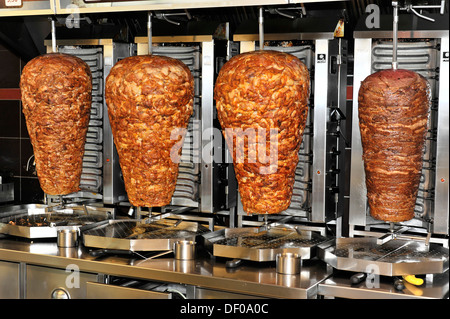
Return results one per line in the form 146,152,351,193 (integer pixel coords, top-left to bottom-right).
58,46,104,195
151,45,202,208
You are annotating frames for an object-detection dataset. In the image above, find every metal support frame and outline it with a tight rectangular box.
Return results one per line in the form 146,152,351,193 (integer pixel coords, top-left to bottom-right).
102,42,133,205
433,35,449,235
199,40,215,213
311,39,329,223
349,38,372,228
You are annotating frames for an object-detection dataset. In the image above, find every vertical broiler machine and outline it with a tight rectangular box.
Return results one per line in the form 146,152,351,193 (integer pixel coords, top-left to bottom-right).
31,20,238,253
43,37,132,206
134,20,237,217
233,16,349,227
38,12,350,265
42,20,237,217
318,4,449,297
0,1,448,299
202,12,351,265
0,33,131,239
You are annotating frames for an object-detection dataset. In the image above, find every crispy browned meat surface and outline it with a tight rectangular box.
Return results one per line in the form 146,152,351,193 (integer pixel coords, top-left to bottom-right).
20,53,92,195
214,50,310,214
8,216,49,227
105,55,194,207
358,69,430,222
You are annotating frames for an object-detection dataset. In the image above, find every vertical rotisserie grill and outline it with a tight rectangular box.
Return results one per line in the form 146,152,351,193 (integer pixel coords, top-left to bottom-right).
358,68,431,222
105,55,194,207
20,53,92,196
350,32,448,236
214,50,310,215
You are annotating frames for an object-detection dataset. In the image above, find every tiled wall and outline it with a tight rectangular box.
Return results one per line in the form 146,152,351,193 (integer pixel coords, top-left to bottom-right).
0,43,44,205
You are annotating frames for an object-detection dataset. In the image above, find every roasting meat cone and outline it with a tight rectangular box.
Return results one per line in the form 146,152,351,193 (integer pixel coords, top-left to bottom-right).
214,50,310,214
20,53,92,195
105,55,194,207
358,69,431,222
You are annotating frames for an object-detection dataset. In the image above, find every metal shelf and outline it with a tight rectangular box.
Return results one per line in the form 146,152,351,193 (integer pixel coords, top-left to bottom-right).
1,0,346,17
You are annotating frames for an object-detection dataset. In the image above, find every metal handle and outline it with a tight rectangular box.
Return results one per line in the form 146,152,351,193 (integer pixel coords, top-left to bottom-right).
350,272,366,285
393,278,405,291
89,249,135,258
51,288,70,299
405,1,447,21
226,258,243,268
154,13,182,25
408,7,435,22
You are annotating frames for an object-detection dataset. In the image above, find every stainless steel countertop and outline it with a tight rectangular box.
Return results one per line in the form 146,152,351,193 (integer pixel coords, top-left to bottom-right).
0,238,332,299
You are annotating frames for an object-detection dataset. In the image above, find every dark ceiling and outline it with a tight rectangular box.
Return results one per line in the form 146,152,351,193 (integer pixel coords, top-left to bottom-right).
0,0,448,61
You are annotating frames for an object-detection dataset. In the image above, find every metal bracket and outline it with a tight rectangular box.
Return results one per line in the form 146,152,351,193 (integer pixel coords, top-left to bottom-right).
391,0,445,69
401,0,447,22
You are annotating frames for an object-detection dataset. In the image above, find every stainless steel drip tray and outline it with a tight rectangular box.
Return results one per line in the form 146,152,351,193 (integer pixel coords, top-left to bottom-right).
203,226,332,262
81,219,210,252
318,237,449,276
0,204,112,239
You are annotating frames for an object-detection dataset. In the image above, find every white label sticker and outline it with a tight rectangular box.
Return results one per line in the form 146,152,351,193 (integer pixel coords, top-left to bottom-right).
317,53,327,63
5,0,22,7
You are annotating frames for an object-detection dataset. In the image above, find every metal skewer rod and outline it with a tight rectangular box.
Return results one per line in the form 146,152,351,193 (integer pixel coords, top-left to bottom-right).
51,17,57,53
389,222,395,233
82,203,89,215
148,11,153,55
259,7,264,50
392,1,399,70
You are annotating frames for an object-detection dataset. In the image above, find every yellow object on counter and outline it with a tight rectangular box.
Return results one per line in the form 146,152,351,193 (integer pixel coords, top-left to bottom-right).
403,275,424,286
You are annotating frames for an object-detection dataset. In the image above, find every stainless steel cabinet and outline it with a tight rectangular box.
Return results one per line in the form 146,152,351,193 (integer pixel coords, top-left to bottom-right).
192,287,267,299
26,264,98,299
86,282,171,299
0,260,20,298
